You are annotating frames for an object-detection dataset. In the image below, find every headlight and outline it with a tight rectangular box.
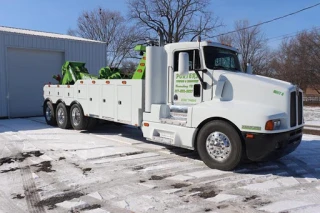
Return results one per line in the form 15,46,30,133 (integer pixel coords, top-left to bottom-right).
265,119,281,130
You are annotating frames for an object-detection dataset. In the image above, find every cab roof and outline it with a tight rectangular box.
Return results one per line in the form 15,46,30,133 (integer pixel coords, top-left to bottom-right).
164,41,239,53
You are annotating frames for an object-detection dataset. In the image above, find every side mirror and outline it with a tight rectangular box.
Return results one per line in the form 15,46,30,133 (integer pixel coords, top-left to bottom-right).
246,63,253,74
178,52,189,76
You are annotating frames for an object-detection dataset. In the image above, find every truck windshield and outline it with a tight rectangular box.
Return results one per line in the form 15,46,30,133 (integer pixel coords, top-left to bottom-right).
203,46,241,72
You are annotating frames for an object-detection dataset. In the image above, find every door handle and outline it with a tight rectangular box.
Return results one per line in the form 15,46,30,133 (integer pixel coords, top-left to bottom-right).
118,101,122,105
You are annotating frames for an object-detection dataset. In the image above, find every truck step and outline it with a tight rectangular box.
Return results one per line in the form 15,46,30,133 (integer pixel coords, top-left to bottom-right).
161,113,187,126
170,105,188,113
151,136,173,144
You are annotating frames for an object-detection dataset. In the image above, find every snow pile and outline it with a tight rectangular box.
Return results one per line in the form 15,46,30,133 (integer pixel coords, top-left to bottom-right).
304,106,320,126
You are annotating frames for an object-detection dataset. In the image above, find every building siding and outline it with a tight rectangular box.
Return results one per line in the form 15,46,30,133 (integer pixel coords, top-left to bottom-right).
0,30,106,117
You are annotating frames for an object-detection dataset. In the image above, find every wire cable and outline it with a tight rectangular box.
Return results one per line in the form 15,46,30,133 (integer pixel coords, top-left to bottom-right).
265,26,320,43
213,2,320,38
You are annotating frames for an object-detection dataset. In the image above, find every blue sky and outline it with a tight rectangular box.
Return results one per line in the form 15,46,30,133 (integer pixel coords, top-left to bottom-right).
0,0,319,49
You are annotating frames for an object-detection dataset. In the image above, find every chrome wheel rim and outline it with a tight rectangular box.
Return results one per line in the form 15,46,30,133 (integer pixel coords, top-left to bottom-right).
57,108,65,125
45,106,52,121
72,107,81,126
206,131,231,162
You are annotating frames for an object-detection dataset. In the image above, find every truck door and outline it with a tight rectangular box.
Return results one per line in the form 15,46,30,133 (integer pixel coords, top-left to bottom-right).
173,49,202,106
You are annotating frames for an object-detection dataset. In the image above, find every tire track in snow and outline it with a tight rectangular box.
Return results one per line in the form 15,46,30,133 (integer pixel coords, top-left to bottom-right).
1,125,45,213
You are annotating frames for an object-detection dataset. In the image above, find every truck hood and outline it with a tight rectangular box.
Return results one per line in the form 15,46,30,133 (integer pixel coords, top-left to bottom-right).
224,71,293,89
213,70,297,111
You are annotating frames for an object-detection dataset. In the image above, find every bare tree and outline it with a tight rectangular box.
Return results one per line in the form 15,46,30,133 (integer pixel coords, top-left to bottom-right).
217,34,233,46
271,28,320,92
127,0,223,43
217,20,271,75
68,7,145,68
120,60,138,78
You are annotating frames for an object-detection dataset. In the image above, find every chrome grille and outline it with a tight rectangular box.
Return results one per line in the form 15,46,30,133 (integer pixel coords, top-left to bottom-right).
290,90,303,127
290,91,297,127
298,91,303,125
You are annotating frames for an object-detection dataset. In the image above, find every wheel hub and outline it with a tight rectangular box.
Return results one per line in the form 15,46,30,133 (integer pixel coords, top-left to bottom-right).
45,106,52,121
57,108,65,125
72,108,81,126
206,131,231,162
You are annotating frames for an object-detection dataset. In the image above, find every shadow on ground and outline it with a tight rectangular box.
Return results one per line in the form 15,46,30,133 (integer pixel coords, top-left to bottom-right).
80,121,320,180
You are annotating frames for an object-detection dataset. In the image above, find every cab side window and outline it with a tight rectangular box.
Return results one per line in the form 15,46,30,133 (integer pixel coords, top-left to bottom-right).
174,49,200,71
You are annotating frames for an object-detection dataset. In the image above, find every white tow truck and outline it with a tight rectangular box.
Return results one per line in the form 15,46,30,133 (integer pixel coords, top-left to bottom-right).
43,37,304,171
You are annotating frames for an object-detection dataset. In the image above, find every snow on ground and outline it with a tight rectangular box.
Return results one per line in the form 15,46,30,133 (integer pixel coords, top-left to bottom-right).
304,106,320,126
0,118,320,213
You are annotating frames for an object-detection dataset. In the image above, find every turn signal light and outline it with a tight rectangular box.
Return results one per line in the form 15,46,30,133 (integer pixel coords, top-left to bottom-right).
246,134,254,139
265,120,274,130
122,81,127,84
144,123,149,127
106,81,110,84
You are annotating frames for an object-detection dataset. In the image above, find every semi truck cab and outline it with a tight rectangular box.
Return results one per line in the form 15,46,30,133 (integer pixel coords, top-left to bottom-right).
43,39,304,171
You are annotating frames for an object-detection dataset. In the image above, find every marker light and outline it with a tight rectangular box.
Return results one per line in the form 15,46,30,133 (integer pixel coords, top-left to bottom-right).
246,134,254,139
265,120,281,130
265,120,274,130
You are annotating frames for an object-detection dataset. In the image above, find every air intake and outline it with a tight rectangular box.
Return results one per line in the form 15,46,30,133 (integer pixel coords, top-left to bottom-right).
290,91,297,127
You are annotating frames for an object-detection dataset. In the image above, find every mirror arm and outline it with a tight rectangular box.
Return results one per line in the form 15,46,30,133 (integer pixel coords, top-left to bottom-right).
194,70,207,90
195,68,207,73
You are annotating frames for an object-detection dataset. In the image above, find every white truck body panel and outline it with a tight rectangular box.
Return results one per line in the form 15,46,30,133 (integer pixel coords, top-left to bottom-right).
44,79,144,126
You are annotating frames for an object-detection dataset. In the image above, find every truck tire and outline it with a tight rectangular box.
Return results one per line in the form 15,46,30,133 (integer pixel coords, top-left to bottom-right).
56,103,71,129
70,103,88,130
197,120,242,171
43,101,57,126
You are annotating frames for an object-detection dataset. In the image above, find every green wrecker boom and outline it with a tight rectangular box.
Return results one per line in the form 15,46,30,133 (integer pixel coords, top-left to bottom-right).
52,45,148,84
132,45,147,80
53,61,97,85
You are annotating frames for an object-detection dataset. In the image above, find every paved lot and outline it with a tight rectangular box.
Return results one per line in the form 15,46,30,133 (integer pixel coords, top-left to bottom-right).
1,118,320,213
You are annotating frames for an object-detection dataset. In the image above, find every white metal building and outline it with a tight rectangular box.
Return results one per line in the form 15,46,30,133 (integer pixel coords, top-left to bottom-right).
0,26,106,118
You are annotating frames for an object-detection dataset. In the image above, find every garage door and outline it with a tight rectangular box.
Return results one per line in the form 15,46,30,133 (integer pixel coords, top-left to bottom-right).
7,48,64,117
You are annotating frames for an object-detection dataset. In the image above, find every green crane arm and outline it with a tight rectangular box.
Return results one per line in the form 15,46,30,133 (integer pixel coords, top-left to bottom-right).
132,45,147,80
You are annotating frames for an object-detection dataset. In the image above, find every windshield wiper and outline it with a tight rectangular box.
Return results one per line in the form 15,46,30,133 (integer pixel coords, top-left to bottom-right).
213,66,239,71
213,66,226,70
228,67,239,71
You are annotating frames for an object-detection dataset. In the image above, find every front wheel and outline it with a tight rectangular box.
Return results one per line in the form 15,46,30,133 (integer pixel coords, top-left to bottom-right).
197,120,243,171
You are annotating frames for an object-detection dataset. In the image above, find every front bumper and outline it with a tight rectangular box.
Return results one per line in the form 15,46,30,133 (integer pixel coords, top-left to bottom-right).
243,127,303,161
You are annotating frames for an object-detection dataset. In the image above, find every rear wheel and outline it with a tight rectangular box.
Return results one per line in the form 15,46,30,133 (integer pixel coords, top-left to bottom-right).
56,103,71,129
70,104,88,130
43,101,56,126
197,120,243,171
